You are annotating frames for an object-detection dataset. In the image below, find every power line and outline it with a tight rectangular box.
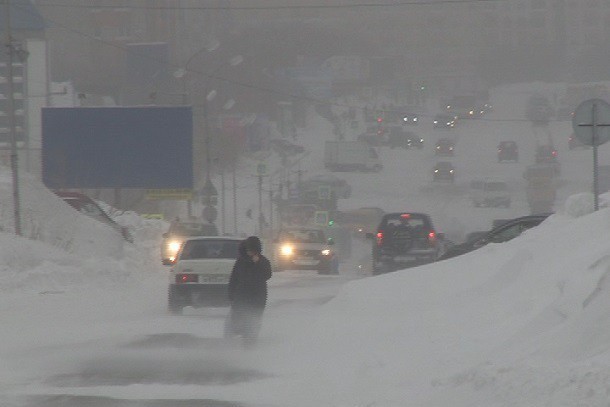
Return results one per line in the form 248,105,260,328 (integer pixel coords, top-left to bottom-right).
34,0,504,11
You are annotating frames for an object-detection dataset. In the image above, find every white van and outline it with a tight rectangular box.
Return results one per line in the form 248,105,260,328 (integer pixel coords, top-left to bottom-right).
470,178,511,208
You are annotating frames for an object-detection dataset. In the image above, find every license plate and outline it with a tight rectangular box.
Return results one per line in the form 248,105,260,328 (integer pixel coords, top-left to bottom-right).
294,258,318,266
198,274,229,284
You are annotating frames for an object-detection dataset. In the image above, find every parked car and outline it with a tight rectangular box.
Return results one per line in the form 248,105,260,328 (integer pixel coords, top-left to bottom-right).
367,212,444,274
470,178,511,208
433,114,456,129
53,190,133,243
433,161,455,183
167,236,242,314
161,220,219,265
438,214,550,260
435,138,455,156
497,141,519,162
272,227,338,274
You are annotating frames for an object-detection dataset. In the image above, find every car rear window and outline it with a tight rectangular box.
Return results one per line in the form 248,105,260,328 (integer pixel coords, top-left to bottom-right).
180,240,240,260
381,214,430,230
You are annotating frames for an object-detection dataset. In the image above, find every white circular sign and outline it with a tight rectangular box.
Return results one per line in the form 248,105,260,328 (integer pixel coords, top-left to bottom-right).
572,98,610,146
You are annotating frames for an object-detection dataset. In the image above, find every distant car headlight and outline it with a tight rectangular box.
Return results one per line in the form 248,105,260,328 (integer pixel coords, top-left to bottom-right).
280,244,294,256
321,249,331,256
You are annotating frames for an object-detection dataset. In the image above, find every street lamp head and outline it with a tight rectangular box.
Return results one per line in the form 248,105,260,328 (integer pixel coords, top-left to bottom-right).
206,39,220,52
223,99,236,110
173,68,186,79
206,89,217,102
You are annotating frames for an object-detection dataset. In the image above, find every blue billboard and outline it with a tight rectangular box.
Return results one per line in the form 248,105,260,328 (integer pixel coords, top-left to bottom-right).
42,106,193,189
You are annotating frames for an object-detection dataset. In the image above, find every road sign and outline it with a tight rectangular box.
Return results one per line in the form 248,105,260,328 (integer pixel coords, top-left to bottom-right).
256,162,267,176
318,185,332,200
146,189,193,200
572,98,610,146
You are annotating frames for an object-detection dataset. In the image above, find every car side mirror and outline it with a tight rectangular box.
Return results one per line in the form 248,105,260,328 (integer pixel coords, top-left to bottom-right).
162,258,175,266
162,232,169,238
327,238,335,245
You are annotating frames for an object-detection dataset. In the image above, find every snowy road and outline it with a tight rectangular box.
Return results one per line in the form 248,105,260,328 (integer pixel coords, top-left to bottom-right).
3,255,366,407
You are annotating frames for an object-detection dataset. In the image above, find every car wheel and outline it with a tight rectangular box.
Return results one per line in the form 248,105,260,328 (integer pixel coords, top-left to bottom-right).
167,286,184,315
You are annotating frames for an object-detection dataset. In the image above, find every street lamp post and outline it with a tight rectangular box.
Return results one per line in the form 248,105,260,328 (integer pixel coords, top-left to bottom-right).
4,0,22,236
178,46,242,225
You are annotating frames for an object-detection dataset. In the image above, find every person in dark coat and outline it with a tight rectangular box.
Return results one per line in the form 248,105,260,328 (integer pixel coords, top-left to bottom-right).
225,236,272,347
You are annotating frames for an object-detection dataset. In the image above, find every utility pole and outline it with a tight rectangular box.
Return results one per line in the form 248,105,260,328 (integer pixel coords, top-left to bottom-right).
269,187,273,233
4,0,21,236
232,165,237,235
257,173,263,235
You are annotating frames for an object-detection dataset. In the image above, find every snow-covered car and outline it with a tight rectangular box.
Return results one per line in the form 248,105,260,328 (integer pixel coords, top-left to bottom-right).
272,227,338,274
167,237,241,314
54,190,134,243
439,214,550,260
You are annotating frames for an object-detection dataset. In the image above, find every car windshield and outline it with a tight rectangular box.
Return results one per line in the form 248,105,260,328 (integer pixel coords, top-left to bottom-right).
280,229,326,243
179,239,240,260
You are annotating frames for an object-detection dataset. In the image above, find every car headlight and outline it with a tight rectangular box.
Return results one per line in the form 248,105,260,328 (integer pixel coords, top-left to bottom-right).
167,240,182,254
280,244,294,256
321,249,331,256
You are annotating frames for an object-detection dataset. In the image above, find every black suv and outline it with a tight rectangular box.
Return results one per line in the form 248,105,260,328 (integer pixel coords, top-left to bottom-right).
497,141,518,162
368,212,443,274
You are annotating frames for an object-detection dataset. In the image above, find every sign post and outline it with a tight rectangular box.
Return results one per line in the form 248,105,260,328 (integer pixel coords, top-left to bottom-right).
573,99,610,211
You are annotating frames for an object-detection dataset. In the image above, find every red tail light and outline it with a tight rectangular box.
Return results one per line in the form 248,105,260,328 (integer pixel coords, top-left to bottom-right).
552,150,558,157
428,231,436,244
176,274,198,284
376,231,383,246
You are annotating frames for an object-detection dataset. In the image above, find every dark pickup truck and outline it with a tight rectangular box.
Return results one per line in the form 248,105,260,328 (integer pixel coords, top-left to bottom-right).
367,212,444,274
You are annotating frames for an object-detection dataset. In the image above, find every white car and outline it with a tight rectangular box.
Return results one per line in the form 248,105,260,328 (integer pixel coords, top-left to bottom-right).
167,237,242,314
